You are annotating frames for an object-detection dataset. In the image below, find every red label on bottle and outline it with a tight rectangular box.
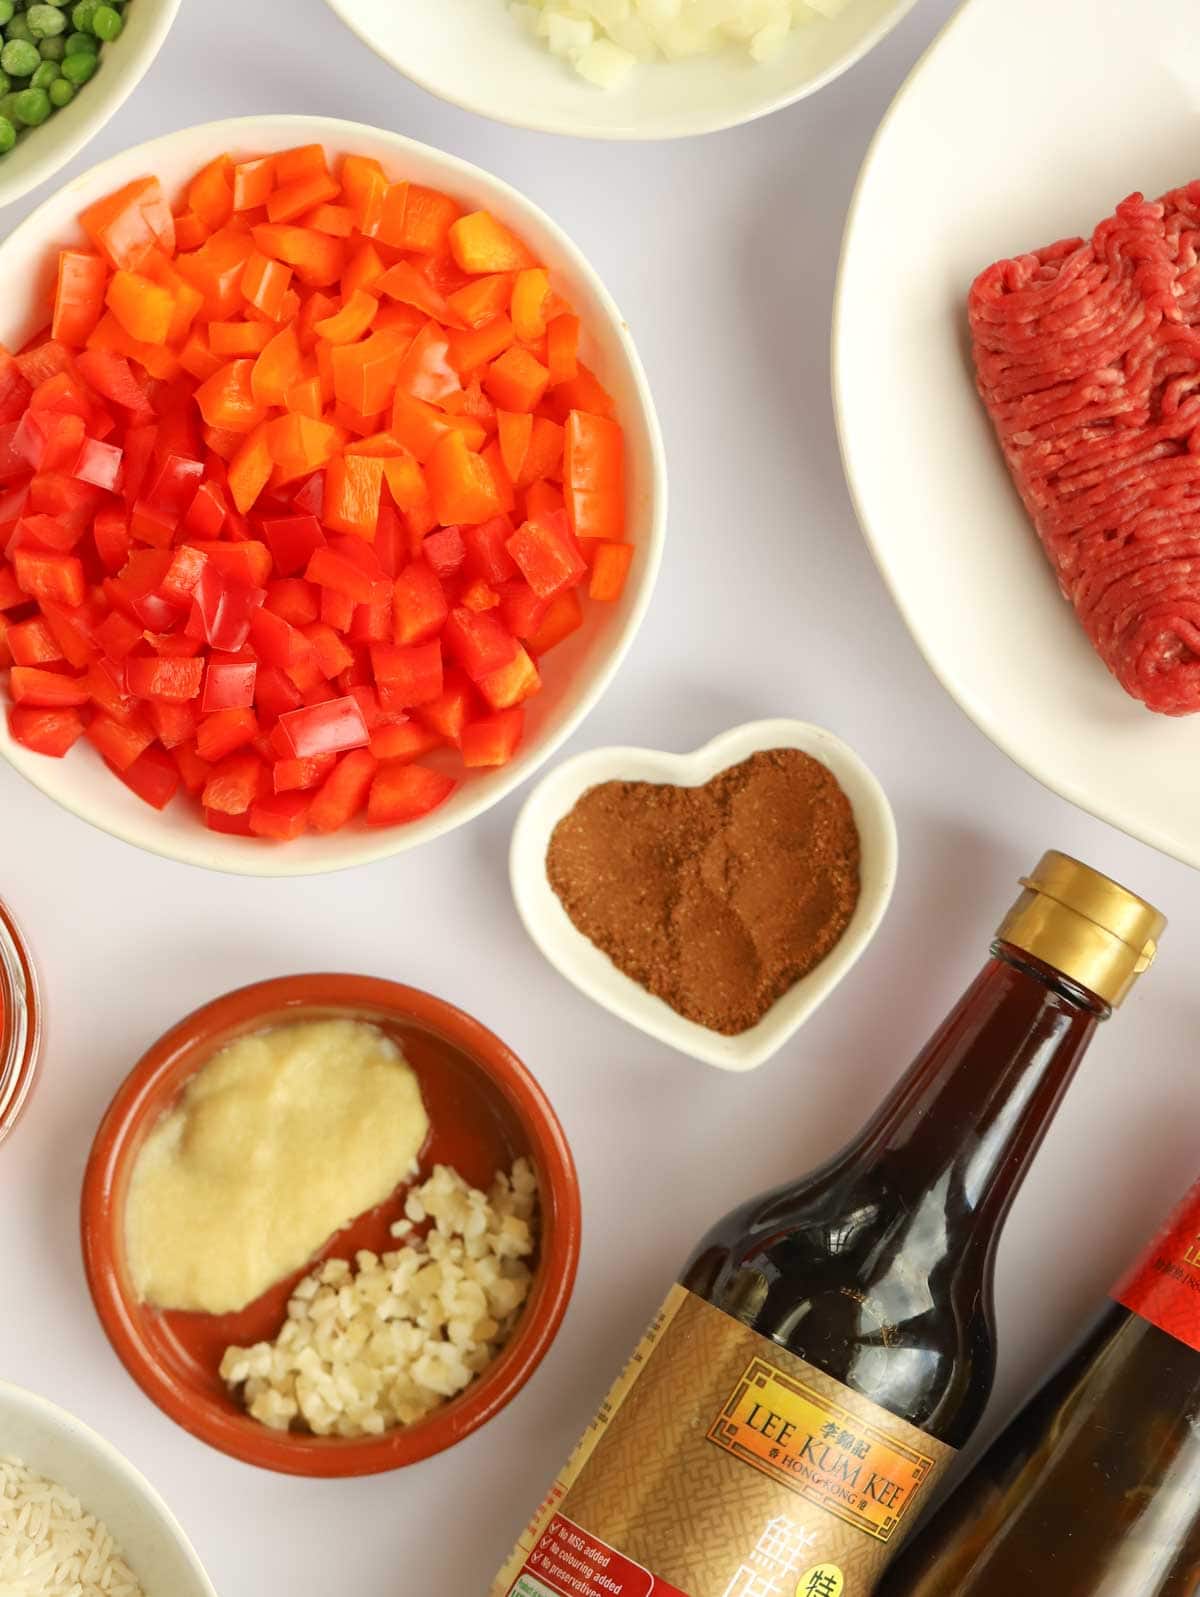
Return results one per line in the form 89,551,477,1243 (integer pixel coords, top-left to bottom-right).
1113,1182,1200,1352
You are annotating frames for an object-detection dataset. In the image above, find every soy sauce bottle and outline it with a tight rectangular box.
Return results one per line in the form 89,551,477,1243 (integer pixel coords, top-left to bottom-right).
878,1178,1200,1596
492,853,1165,1597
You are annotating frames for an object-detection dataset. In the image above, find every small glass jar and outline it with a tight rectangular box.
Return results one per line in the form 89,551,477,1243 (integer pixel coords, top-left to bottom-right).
0,897,41,1147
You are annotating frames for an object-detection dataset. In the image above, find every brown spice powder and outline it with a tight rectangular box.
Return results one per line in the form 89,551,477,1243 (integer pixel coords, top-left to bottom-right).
546,748,861,1036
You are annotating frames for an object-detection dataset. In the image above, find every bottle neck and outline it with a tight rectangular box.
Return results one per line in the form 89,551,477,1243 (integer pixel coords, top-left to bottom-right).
848,943,1108,1246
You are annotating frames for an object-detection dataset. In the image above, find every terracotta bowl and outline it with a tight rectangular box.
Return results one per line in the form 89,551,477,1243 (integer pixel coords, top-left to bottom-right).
80,974,580,1476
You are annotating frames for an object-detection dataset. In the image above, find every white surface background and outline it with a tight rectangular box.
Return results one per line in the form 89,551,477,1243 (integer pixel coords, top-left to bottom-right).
1,2,1197,1593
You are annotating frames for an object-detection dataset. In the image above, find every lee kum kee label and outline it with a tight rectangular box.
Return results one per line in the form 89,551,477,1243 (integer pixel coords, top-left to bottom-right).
492,1286,956,1597
1114,1179,1200,1353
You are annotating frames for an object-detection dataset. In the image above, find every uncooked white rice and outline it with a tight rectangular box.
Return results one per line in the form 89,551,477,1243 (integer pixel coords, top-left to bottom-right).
0,1456,145,1597
220,1158,539,1438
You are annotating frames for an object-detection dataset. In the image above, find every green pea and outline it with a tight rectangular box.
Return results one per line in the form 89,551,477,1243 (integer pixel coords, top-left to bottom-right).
89,2,118,37
27,3,67,35
4,14,35,43
38,33,65,57
13,85,50,123
70,0,98,27
29,57,57,85
64,28,96,52
0,115,15,154
0,71,9,97
0,38,40,76
0,92,20,120
59,44,93,81
0,0,14,24
47,72,71,103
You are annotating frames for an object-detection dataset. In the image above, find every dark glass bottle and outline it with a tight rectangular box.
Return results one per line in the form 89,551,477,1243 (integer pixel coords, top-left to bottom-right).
492,852,1165,1597
879,1183,1200,1596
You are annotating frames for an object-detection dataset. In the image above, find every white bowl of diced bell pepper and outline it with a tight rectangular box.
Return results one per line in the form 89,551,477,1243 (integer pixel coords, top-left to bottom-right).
0,115,666,875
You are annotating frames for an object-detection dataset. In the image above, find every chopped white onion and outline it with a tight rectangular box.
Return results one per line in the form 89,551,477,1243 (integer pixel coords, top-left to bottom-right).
510,0,847,84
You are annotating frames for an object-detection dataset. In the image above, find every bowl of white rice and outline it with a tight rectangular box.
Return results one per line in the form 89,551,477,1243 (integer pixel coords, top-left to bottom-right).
0,1380,215,1597
322,0,920,138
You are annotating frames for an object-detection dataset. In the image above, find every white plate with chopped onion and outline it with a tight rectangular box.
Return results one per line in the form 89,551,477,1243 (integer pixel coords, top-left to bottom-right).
322,0,918,139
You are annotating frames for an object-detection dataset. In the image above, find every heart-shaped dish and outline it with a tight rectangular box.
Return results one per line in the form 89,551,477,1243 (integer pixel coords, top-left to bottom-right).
509,719,897,1071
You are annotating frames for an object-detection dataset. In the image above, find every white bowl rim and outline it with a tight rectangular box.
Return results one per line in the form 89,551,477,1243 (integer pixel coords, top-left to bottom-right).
508,716,898,1070
0,1376,217,1597
321,0,924,141
0,112,668,878
0,0,182,212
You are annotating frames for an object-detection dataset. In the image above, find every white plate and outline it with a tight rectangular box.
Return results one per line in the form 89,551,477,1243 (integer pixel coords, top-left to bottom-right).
0,1380,216,1597
0,115,666,877
323,0,919,141
509,718,897,1070
834,0,1200,870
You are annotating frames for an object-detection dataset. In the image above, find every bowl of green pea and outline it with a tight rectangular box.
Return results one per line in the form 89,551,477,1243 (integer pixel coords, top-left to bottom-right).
0,0,178,209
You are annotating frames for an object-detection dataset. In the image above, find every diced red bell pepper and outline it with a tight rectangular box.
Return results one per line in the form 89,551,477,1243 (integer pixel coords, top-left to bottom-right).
187,564,266,652
200,653,258,712
13,548,86,607
422,525,466,580
275,694,370,759
171,741,211,794
8,665,89,707
265,578,320,628
148,698,201,749
308,747,377,832
110,743,180,810
497,578,550,640
7,617,62,666
39,598,99,669
196,706,259,762
183,479,227,539
303,621,355,680
477,643,541,711
95,610,141,662
8,703,85,757
74,438,124,492
305,545,390,606
86,708,155,771
366,762,455,826
273,751,336,792
442,606,519,681
461,706,524,767
203,749,266,815
462,515,517,584
527,586,584,655
125,655,204,703
84,658,135,722
76,350,153,422
392,561,448,645
249,790,311,840
415,669,475,745
368,721,443,762
370,641,443,707
261,513,325,578
348,596,391,644
506,510,587,599
204,807,254,835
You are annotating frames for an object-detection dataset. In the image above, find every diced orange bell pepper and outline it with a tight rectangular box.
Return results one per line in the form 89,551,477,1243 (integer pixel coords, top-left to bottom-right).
274,144,329,183
141,249,204,344
81,177,175,271
549,362,616,422
511,268,551,343
187,156,235,231
314,289,379,345
252,224,346,288
241,249,294,320
425,430,503,526
286,372,323,419
446,272,514,330
208,320,274,356
527,585,583,654
173,212,210,252
401,187,462,255
267,171,340,225
332,330,407,416
324,454,384,539
176,228,255,320
52,251,108,347
375,183,410,249
251,324,304,408
265,413,340,483
232,157,275,212
227,423,275,514
396,321,461,404
448,314,515,377
340,154,387,237
195,359,267,434
485,345,550,414
376,259,454,321
564,409,625,541
588,540,633,602
304,203,354,238
546,313,580,384
517,414,564,488
496,409,532,484
450,211,536,274
381,452,427,512
341,240,386,299
390,392,482,463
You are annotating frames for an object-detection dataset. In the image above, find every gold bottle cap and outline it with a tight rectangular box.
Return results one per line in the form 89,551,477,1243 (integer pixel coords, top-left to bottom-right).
995,850,1166,1008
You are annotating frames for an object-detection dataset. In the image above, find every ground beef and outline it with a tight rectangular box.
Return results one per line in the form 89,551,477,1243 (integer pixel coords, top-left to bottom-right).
970,183,1200,714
